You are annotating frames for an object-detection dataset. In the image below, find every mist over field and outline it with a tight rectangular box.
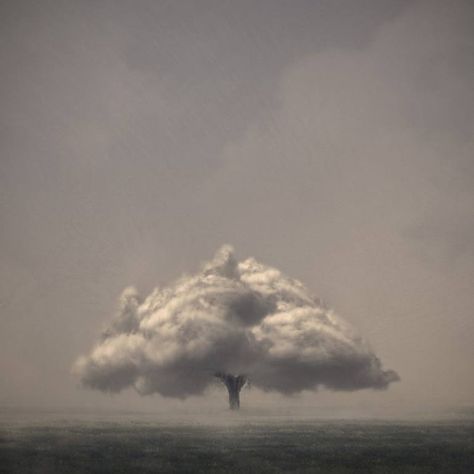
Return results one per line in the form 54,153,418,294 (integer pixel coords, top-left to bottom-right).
1,407,474,474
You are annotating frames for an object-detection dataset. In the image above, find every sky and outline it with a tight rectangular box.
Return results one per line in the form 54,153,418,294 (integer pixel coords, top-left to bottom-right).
0,0,473,416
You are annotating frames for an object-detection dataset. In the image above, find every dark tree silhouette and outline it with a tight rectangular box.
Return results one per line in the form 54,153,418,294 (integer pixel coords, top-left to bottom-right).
214,372,248,409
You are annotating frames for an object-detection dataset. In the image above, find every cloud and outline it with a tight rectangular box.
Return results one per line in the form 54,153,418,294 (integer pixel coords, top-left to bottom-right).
73,246,398,398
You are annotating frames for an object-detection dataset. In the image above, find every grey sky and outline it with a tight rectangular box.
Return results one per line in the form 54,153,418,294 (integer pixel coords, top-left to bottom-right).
1,0,473,414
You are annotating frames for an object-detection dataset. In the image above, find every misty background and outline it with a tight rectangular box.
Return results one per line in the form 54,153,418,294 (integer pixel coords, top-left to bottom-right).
0,0,473,416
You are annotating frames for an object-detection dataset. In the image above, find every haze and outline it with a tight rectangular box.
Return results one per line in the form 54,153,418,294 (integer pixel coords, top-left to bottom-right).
1,0,473,417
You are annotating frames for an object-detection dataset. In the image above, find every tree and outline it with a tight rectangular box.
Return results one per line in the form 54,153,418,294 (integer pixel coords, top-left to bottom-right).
214,372,248,409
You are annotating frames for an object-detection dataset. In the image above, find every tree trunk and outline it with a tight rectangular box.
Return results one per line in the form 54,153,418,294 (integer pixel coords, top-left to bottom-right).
226,380,240,409
215,373,247,410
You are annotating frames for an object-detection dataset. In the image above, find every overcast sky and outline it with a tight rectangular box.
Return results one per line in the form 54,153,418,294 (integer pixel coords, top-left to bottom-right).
1,0,473,415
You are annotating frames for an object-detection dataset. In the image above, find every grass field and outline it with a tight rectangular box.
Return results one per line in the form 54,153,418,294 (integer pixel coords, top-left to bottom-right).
1,411,473,473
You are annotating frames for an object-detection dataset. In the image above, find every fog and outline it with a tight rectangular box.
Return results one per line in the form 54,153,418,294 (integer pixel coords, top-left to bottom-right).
0,0,473,417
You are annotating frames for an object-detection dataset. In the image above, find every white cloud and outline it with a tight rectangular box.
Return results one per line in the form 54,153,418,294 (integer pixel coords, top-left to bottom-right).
74,246,398,398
